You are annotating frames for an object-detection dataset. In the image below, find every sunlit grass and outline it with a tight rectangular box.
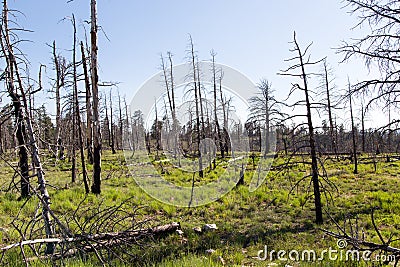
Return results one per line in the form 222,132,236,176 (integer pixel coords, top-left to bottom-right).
0,150,399,266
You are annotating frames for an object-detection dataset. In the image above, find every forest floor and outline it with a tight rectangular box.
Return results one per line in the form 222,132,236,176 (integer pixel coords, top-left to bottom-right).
0,150,399,266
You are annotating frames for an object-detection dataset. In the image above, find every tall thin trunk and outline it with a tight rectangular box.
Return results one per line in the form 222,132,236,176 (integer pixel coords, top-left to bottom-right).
154,98,160,158
104,94,110,148
52,41,63,160
117,90,123,150
91,0,101,194
348,80,358,174
262,82,271,156
109,90,116,154
189,35,203,178
294,33,323,224
323,61,337,158
219,75,228,156
168,52,180,166
80,41,93,164
361,101,365,153
71,84,77,183
72,14,89,193
123,97,133,151
211,51,224,159
71,39,77,183
197,60,205,137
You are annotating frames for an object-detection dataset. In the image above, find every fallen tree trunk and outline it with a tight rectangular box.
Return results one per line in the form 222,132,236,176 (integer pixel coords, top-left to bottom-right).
1,222,180,262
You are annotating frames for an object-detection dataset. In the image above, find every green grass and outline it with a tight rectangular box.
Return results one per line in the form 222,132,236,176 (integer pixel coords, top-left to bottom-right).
0,150,399,266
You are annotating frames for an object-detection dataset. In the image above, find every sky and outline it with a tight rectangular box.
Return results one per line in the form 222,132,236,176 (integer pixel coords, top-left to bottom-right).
7,0,384,128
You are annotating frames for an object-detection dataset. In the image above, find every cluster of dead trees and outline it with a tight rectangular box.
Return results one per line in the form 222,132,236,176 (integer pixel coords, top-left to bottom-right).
0,0,108,257
0,0,398,262
0,0,108,198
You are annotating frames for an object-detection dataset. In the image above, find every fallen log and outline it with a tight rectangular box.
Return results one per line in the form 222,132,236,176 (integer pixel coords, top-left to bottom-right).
1,222,180,262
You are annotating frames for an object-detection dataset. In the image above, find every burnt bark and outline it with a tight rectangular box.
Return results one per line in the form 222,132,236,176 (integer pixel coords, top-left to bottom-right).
90,0,101,194
80,41,94,164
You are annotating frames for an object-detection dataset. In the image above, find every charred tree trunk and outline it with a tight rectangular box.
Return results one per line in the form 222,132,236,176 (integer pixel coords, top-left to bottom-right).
323,60,338,158
72,15,89,193
219,75,228,156
52,41,63,160
13,83,29,198
294,33,323,224
80,41,94,165
361,101,366,153
3,35,29,199
211,51,224,159
109,90,116,154
1,0,55,253
189,36,203,178
91,0,101,194
117,90,123,150
71,98,77,183
348,81,358,174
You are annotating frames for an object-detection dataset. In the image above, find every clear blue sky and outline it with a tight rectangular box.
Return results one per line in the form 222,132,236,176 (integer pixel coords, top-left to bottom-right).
10,0,380,127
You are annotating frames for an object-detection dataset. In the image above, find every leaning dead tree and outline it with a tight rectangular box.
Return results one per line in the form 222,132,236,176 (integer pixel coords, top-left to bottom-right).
0,0,58,254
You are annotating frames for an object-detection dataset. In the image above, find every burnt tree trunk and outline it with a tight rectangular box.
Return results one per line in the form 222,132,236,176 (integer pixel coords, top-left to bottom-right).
294,33,323,224
80,41,94,164
52,41,63,160
72,15,89,193
90,0,101,194
189,36,203,178
323,60,338,158
211,51,224,159
348,81,358,174
1,0,56,253
109,90,116,154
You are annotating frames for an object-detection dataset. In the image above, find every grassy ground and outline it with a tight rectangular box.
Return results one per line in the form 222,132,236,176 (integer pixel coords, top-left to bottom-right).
0,149,399,266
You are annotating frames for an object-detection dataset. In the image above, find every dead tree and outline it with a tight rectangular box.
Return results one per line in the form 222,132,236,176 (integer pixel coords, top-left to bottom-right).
218,71,228,155
340,0,400,131
0,0,56,253
359,97,366,153
117,90,123,150
248,79,282,157
321,60,338,157
348,79,358,174
188,35,203,178
52,41,65,160
80,41,94,164
71,14,89,192
109,89,116,154
278,32,327,224
1,3,29,199
90,0,102,194
211,50,224,159
160,52,180,164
